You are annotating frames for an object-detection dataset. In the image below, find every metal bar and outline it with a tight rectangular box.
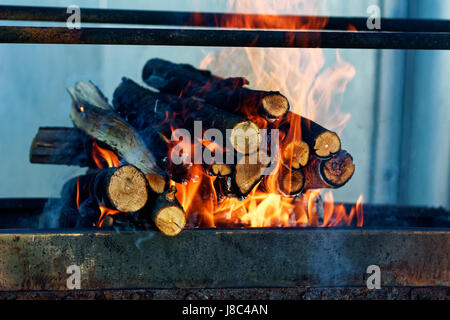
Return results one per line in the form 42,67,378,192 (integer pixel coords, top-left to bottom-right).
1,5,450,33
1,26,450,49
0,228,448,290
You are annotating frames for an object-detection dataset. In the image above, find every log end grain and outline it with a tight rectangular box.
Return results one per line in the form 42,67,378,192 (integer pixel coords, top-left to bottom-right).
320,150,355,187
314,131,341,158
261,92,290,119
278,167,305,196
146,173,167,194
106,165,148,212
230,120,261,154
282,140,310,169
154,205,186,236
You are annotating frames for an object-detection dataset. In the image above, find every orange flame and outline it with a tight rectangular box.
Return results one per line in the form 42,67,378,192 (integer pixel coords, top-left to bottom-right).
76,177,80,210
92,140,122,169
90,140,122,226
97,205,119,228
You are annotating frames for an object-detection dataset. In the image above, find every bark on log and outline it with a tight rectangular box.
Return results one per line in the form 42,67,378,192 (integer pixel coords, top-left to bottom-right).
142,58,289,120
303,150,355,190
113,77,261,155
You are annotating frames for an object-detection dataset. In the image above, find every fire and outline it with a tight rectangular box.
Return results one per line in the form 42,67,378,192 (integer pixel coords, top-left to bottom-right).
91,140,122,226
171,0,363,228
76,177,80,210
75,0,364,229
97,205,119,228
92,139,122,169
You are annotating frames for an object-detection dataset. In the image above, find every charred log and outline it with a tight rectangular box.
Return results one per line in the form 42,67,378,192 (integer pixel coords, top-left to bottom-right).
303,150,355,190
30,127,95,167
279,112,341,159
142,58,289,120
113,78,261,155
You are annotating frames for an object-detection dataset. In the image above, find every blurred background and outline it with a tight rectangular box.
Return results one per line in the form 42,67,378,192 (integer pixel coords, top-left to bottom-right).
0,0,448,209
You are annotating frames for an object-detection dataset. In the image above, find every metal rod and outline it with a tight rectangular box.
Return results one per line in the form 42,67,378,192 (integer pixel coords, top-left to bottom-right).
0,26,450,50
1,5,450,33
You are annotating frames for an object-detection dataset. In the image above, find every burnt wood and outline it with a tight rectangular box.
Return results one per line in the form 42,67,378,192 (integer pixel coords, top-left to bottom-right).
30,127,95,167
142,58,289,120
113,77,261,155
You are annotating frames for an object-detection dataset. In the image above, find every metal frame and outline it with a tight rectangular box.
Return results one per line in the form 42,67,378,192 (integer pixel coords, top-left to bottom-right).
0,5,450,49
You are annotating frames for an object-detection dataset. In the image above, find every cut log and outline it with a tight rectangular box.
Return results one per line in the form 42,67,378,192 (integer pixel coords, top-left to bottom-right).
113,78,261,155
217,151,271,198
68,84,163,176
30,127,95,167
277,165,305,196
142,186,186,236
303,150,355,190
61,164,149,213
279,112,341,159
142,58,289,120
210,163,232,177
259,164,305,197
235,152,271,196
145,173,168,194
94,165,148,212
281,139,310,169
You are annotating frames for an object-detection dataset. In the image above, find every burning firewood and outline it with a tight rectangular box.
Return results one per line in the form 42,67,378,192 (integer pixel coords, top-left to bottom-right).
140,186,186,236
141,58,341,160
279,112,341,159
281,139,310,169
259,164,305,197
68,82,166,194
276,165,305,197
217,151,271,198
303,150,355,190
61,164,149,222
113,78,262,155
142,58,290,121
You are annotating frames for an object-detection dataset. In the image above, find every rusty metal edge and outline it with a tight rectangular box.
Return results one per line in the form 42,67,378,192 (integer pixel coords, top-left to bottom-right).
0,228,448,290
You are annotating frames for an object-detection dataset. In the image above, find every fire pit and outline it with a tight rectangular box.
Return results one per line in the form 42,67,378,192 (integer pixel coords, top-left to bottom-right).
0,4,449,300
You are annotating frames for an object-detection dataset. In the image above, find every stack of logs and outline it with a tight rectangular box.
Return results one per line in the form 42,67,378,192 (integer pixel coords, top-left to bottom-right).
30,58,355,236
